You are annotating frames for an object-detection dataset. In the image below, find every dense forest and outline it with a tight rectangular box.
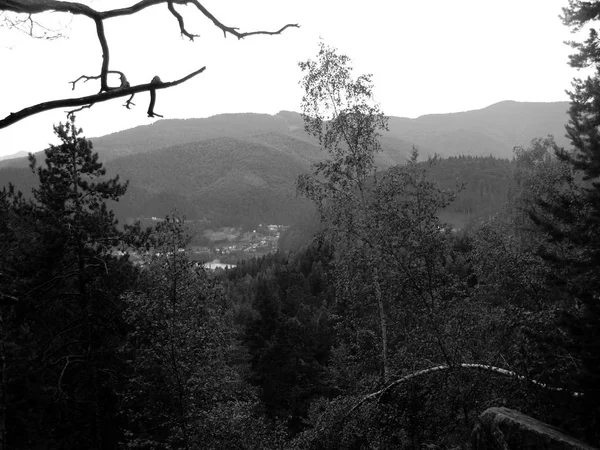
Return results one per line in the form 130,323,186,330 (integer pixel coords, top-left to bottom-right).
2,3,600,450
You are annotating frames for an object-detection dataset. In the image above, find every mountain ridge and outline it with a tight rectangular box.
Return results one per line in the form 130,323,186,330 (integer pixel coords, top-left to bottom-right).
0,100,570,169
0,101,571,227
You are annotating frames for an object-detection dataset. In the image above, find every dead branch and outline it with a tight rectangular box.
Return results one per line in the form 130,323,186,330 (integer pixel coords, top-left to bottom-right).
69,70,128,91
0,0,299,128
123,95,135,109
0,10,67,39
0,66,205,129
312,362,585,438
66,103,94,117
167,0,198,41
346,363,584,419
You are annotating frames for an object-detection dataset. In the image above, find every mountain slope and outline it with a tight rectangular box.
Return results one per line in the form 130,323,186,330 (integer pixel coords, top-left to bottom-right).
0,150,28,162
105,136,314,226
92,113,293,160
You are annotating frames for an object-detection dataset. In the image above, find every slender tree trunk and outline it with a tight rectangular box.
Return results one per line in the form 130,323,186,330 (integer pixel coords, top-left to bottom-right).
70,150,102,450
0,310,7,450
170,251,190,449
373,267,389,382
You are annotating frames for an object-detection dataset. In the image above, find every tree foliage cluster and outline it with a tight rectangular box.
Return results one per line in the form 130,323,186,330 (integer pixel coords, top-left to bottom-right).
275,41,598,448
225,38,600,448
0,118,287,449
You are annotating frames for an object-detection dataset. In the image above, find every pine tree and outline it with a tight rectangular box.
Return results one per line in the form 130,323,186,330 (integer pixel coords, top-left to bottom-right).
1,116,134,449
520,1,600,438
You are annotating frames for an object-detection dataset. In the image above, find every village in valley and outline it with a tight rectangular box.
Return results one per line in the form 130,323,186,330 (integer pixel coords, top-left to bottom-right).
196,223,287,267
124,219,287,269
193,224,288,268
139,218,288,268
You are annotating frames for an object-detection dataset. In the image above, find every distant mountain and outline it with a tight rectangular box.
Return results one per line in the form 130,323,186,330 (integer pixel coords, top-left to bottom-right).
0,150,28,162
0,101,570,227
93,101,572,161
387,101,570,158
0,101,569,169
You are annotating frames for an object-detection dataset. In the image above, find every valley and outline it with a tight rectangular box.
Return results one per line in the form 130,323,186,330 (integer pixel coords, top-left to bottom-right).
135,217,288,265
194,224,288,265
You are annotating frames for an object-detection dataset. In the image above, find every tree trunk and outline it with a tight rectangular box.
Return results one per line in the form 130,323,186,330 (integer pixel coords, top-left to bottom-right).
373,268,389,382
0,311,7,450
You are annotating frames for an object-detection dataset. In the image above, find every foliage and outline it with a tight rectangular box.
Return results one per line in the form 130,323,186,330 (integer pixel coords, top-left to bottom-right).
299,41,466,381
1,121,290,450
119,215,279,449
467,135,593,438
292,43,515,449
299,42,388,185
0,116,135,449
515,2,600,438
224,246,336,435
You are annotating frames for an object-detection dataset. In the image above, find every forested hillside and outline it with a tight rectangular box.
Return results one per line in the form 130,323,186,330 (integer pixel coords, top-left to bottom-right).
0,148,515,230
104,136,315,226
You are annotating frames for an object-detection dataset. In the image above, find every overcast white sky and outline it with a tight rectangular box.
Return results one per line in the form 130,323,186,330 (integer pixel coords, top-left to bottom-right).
0,0,583,157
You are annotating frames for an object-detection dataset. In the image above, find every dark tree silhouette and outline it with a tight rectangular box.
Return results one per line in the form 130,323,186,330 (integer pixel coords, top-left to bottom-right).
0,0,298,129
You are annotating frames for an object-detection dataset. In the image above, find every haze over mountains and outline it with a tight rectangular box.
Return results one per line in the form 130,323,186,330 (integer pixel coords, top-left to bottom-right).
0,101,570,227
94,100,571,161
0,150,28,162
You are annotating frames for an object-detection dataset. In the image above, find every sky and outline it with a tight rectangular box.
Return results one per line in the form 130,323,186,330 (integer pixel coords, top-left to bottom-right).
0,0,584,157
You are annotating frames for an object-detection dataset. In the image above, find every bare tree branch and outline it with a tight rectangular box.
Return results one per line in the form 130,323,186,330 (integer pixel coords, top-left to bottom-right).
0,67,205,129
167,0,198,41
69,70,128,91
123,94,135,109
346,363,584,420
66,103,94,117
0,10,67,38
0,0,299,128
312,362,585,437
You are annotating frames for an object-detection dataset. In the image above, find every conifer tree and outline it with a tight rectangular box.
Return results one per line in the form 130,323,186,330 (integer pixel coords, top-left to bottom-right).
1,116,134,449
520,1,600,438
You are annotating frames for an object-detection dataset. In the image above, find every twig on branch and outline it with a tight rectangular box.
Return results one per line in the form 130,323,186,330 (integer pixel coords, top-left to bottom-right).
186,0,299,39
0,292,18,305
239,23,300,38
70,75,99,90
123,94,136,109
66,103,94,117
0,66,206,129
0,10,67,39
167,1,198,40
70,71,128,91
